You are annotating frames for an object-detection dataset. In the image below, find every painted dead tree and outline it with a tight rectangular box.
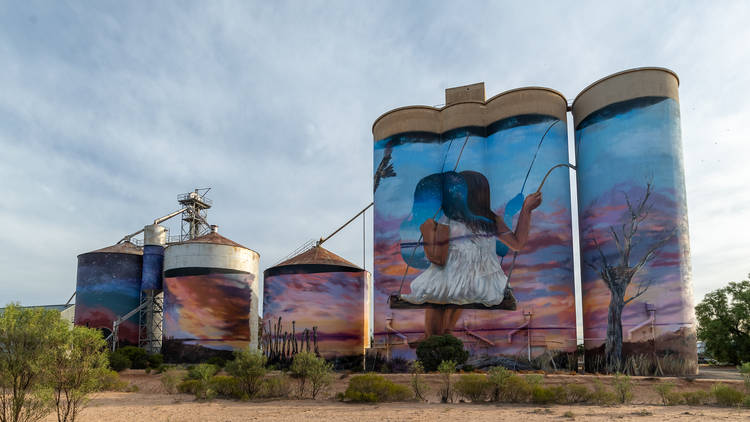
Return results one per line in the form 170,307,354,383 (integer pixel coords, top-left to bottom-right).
586,182,674,372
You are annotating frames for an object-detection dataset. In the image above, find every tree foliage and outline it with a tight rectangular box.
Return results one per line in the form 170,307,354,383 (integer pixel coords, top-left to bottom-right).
415,334,468,372
695,276,750,365
225,350,267,399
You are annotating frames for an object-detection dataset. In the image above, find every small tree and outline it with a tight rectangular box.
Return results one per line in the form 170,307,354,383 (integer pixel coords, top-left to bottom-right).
225,350,267,399
696,276,750,365
290,352,332,399
415,335,468,372
48,326,109,422
410,361,429,401
0,304,68,422
437,360,456,403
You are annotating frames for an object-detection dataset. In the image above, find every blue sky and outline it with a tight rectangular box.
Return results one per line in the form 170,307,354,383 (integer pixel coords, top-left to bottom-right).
1,1,748,329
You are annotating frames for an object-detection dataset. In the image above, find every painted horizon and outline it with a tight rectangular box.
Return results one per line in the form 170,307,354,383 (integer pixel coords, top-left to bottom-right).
164,272,253,351
373,114,577,359
576,96,695,358
264,270,366,358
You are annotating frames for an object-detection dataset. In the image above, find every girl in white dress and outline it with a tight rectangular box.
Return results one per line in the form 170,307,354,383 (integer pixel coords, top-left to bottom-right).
402,170,542,337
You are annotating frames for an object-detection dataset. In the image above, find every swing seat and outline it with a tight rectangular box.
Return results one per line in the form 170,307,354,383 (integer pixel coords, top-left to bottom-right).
388,288,517,311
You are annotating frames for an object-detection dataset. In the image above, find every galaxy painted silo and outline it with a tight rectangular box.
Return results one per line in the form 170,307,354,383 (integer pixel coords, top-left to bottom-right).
162,228,260,362
372,83,577,361
572,68,696,374
74,241,143,346
263,246,372,360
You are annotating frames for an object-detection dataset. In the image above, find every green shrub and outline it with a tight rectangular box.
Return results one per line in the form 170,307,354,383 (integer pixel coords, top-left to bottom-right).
503,374,532,403
487,366,513,401
108,352,131,372
290,352,333,399
525,374,544,387
410,361,429,401
565,383,591,403
342,373,411,402
160,369,182,394
654,382,682,405
177,379,200,394
712,384,744,406
438,360,457,403
187,363,219,381
225,350,267,398
612,373,633,404
531,385,565,404
455,374,491,402
740,362,750,392
207,356,227,368
99,369,129,391
116,346,149,369
743,394,750,408
590,379,617,405
682,390,710,405
261,375,292,398
415,335,469,372
147,353,164,369
209,375,241,398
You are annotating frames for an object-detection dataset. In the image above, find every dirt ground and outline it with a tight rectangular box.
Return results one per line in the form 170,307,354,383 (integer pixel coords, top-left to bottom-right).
43,370,749,421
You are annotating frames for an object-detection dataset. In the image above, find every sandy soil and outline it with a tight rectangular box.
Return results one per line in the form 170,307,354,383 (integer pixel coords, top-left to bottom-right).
42,370,749,421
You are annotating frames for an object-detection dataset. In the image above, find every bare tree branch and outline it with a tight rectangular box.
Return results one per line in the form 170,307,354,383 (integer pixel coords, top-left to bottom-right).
625,278,653,304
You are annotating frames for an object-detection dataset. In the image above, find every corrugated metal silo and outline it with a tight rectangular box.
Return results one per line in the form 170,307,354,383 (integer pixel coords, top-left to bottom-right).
372,83,576,362
263,246,372,361
162,227,260,362
573,68,696,374
73,241,143,346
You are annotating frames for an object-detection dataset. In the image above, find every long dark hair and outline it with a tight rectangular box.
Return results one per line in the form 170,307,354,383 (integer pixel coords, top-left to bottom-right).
459,171,497,234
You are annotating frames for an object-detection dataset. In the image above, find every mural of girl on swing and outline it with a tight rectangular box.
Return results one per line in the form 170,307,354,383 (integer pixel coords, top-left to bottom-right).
393,169,542,338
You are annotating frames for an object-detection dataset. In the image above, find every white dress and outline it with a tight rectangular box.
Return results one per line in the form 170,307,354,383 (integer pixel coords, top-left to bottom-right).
402,216,508,306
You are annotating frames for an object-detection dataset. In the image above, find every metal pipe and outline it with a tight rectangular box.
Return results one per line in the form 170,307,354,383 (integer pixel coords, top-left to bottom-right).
318,202,373,246
154,207,188,224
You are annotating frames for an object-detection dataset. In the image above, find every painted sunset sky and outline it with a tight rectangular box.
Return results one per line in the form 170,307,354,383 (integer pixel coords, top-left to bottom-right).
576,97,694,348
264,271,366,357
164,272,253,351
373,115,577,355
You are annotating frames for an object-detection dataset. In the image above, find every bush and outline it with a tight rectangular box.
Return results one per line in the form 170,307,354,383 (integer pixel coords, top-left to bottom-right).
187,363,219,381
590,379,617,405
682,390,710,405
438,360,457,403
415,335,469,372
290,352,333,399
410,361,429,401
455,374,491,402
207,356,227,368
147,353,164,369
99,369,129,392
116,346,149,369
189,364,220,400
209,375,241,398
531,385,565,404
612,373,633,404
565,384,591,403
261,375,292,398
225,350,267,398
654,382,682,405
740,362,750,392
487,366,513,401
712,384,744,406
342,374,411,402
108,352,131,372
160,369,182,394
503,374,532,403
177,379,200,394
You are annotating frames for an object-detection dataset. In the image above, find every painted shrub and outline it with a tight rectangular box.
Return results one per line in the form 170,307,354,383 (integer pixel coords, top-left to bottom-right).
74,249,142,345
373,114,576,360
576,96,696,373
263,269,367,358
163,271,254,361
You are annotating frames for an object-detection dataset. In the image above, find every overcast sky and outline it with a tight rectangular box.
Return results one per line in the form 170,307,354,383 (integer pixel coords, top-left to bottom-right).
1,1,748,328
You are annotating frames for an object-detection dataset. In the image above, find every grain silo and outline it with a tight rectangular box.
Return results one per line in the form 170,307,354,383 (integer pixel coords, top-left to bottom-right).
162,226,260,362
263,245,372,362
572,68,696,374
73,241,143,346
372,82,576,362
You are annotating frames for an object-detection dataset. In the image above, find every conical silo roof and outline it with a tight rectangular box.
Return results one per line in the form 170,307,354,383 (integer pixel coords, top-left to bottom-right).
271,245,362,271
80,241,143,256
185,232,249,249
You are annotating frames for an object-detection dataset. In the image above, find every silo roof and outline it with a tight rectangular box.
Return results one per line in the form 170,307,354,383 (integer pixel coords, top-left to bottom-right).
185,232,250,249
82,241,143,256
272,245,362,270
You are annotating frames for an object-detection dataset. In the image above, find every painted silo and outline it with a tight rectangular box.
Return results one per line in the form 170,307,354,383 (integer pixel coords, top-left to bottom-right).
74,241,143,346
162,227,260,362
573,68,696,374
263,246,372,361
372,83,577,362
141,224,167,292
